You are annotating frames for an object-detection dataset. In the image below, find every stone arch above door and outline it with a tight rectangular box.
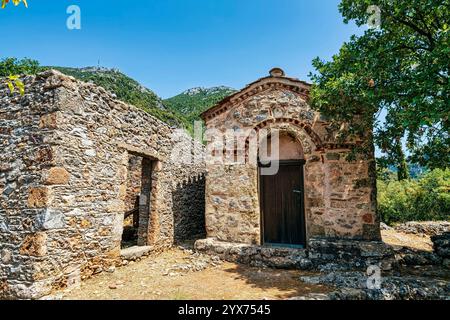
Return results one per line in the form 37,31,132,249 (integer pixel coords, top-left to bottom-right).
245,119,323,163
259,130,305,163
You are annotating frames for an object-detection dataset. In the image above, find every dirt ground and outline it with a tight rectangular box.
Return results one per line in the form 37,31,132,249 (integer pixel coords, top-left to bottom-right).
59,230,434,300
61,249,331,300
381,229,433,251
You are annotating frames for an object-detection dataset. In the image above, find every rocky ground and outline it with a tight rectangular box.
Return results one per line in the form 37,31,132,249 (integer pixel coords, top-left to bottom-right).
53,223,449,300
58,248,331,300
297,269,449,300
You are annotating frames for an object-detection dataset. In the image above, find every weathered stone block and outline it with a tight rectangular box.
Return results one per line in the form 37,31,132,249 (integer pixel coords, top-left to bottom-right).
36,210,65,230
44,167,70,185
443,259,450,269
308,155,321,162
1,249,12,264
354,178,370,189
19,232,47,257
309,224,325,237
362,224,381,241
39,113,58,129
120,246,153,261
362,213,374,224
308,198,325,207
34,147,53,163
330,199,348,209
27,187,49,208
326,153,340,161
0,127,12,135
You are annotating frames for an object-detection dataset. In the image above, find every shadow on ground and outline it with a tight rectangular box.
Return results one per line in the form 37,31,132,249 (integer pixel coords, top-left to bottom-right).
220,264,331,299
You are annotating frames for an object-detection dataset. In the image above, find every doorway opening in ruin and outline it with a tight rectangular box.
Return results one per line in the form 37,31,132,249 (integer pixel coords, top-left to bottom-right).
258,132,307,248
121,154,154,249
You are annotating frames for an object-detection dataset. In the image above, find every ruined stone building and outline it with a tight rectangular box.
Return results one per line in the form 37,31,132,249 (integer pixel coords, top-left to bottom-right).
0,70,206,299
0,68,387,300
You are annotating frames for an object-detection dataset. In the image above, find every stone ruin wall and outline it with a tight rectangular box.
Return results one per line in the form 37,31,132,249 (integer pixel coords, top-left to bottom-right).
203,85,380,245
124,155,143,212
0,70,206,299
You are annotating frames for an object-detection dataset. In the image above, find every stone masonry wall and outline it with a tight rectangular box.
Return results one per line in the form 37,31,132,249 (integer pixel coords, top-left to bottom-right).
0,70,206,299
0,74,59,299
124,155,142,212
203,79,379,245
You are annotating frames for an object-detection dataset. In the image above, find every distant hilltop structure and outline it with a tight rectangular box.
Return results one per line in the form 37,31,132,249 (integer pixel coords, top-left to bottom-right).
79,66,121,73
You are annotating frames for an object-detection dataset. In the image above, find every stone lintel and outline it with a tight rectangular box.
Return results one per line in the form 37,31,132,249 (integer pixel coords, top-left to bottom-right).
117,143,163,161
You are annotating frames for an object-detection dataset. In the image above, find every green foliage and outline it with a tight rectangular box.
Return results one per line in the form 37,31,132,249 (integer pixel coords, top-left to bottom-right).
0,57,40,76
1,0,28,9
5,75,24,95
0,58,39,95
0,58,235,131
376,165,397,182
377,162,426,180
164,87,236,134
0,58,232,130
0,58,187,127
310,0,450,170
378,168,450,224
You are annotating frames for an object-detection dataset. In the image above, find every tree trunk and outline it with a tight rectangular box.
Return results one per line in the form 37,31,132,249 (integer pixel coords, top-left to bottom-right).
395,138,409,181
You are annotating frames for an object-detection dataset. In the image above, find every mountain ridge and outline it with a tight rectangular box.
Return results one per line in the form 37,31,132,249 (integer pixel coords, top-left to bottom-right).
48,66,236,133
47,66,189,127
163,86,237,132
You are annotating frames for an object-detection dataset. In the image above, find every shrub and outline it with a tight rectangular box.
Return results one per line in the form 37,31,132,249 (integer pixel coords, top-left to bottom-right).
378,169,450,224
0,57,40,76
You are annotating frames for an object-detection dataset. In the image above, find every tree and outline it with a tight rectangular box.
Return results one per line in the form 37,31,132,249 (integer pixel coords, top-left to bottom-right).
310,0,449,173
1,0,27,8
0,57,40,76
0,58,39,95
1,0,29,94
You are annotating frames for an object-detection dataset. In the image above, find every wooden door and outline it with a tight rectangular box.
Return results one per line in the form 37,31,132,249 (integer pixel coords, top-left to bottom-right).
260,161,306,247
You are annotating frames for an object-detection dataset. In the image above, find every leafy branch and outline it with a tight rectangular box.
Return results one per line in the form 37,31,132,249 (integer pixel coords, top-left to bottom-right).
1,0,28,9
5,75,25,95
1,0,28,95
311,0,450,172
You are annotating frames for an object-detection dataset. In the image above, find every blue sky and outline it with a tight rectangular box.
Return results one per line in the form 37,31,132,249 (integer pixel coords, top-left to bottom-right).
1,0,363,98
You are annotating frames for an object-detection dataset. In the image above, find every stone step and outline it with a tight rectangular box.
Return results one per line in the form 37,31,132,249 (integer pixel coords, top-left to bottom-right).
120,246,153,261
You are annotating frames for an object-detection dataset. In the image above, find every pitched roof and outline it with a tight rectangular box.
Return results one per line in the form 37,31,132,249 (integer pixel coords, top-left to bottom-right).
201,68,312,121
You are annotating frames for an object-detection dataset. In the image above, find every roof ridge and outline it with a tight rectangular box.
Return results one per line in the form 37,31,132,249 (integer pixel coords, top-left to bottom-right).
201,71,311,121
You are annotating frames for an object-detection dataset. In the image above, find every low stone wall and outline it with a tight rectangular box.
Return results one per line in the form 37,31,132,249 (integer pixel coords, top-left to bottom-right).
394,221,450,237
0,70,206,299
194,238,395,271
298,271,449,300
432,232,450,269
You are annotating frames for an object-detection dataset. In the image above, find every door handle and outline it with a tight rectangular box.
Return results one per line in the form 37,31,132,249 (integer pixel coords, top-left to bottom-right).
293,190,302,194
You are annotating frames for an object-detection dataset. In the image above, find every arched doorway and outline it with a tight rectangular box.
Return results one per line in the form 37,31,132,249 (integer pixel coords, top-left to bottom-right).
258,132,307,248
